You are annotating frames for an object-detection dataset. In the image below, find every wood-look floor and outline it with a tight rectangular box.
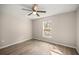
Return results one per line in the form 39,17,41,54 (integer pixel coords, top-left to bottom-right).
0,39,78,55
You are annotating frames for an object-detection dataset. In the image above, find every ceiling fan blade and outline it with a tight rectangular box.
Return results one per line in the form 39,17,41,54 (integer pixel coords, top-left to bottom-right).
37,11,46,13
36,13,40,16
22,8,32,11
28,12,33,16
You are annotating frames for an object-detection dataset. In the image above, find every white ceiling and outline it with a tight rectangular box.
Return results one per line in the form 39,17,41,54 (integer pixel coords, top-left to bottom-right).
21,4,79,19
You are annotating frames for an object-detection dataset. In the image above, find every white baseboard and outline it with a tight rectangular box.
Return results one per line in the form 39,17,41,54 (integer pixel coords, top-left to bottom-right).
36,38,75,48
0,38,76,51
76,47,79,54
0,39,31,49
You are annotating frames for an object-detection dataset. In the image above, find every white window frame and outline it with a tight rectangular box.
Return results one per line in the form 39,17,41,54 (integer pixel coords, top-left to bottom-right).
42,20,52,38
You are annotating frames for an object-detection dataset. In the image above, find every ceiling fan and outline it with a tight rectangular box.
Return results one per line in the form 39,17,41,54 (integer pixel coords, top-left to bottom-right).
22,4,46,16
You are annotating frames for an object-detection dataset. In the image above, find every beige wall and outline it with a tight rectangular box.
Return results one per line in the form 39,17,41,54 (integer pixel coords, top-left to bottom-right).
0,5,32,48
32,11,76,48
76,8,79,53
0,4,77,50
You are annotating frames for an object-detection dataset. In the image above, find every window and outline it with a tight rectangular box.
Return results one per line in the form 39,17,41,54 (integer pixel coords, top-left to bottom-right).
43,20,52,38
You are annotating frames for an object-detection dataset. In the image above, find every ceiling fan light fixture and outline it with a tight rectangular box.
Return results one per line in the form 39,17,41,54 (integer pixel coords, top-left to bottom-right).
22,4,46,17
33,11,36,15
